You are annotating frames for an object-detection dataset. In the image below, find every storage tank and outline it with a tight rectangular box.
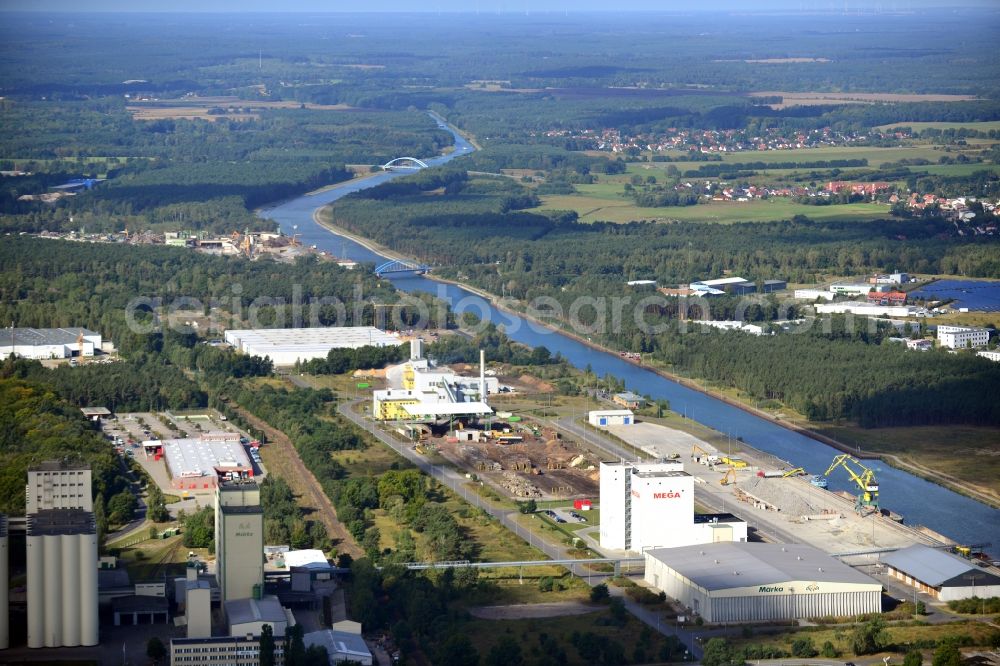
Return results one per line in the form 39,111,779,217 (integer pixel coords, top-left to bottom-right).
0,515,8,650
43,534,60,647
25,534,44,648
79,532,99,646
61,534,80,647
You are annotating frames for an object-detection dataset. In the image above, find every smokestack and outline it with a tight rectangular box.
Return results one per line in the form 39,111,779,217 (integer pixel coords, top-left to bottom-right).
480,349,486,402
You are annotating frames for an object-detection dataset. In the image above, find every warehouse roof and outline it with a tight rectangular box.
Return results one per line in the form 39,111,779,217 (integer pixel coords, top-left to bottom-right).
226,326,401,351
162,435,251,479
881,545,992,587
304,629,372,663
1,327,99,346
282,549,329,570
225,596,286,626
646,542,878,591
693,277,750,287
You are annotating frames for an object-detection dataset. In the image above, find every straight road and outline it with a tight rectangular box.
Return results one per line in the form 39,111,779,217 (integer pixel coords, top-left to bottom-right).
337,399,704,657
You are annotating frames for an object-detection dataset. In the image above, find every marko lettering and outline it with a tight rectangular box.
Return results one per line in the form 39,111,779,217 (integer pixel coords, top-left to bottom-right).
758,586,784,593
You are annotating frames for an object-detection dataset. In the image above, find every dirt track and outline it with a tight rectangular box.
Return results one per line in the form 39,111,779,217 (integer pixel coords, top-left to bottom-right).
227,401,362,558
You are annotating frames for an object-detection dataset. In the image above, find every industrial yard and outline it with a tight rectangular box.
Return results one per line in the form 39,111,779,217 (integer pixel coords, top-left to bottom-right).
601,419,944,557
100,410,262,502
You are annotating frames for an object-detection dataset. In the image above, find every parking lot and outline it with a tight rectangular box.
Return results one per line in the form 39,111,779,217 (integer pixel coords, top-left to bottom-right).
100,410,263,508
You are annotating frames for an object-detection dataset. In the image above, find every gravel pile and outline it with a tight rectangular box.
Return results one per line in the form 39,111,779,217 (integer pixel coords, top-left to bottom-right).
738,475,820,516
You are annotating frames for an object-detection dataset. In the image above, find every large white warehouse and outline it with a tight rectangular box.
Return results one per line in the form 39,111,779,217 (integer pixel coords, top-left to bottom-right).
644,542,882,623
599,461,746,553
224,326,401,366
881,545,1000,601
0,327,102,360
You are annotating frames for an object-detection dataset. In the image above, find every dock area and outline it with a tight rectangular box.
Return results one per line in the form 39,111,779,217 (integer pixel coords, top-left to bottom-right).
603,421,945,558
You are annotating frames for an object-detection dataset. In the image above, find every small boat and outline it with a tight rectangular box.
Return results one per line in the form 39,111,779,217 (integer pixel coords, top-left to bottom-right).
810,475,829,489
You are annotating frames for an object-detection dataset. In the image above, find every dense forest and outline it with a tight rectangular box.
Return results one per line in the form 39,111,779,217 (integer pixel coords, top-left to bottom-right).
654,324,1000,427
0,236,413,350
0,368,132,516
0,101,450,234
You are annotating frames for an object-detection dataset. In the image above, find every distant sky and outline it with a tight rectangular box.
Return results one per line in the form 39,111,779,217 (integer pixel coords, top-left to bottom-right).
2,0,995,11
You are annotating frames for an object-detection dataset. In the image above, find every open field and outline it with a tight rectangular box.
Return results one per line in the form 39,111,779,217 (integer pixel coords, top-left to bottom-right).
461,607,678,665
127,97,354,121
112,533,211,581
815,425,1000,504
128,106,259,121
730,619,999,657
535,192,889,224
633,144,951,169
877,121,1000,133
750,90,980,109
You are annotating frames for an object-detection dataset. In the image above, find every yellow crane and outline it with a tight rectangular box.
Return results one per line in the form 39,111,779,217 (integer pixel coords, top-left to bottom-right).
782,467,805,478
824,454,879,513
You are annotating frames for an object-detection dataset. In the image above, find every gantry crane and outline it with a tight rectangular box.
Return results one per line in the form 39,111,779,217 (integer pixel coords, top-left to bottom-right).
825,454,879,513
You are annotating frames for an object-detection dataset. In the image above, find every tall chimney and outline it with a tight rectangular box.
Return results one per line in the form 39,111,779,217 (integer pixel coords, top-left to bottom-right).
480,349,486,401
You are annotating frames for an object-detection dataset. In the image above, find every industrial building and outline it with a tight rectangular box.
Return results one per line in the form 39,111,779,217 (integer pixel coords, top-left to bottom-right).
26,460,93,514
225,595,291,637
161,432,254,490
305,622,373,665
793,289,835,302
937,325,990,349
689,277,752,295
761,279,787,293
26,509,99,647
697,320,766,336
613,391,647,409
224,326,401,366
829,283,874,297
588,409,634,427
815,301,917,318
881,545,1000,601
599,461,747,553
24,461,99,649
0,327,102,359
171,634,285,666
0,515,7,650
215,481,264,604
644,543,882,623
373,350,493,422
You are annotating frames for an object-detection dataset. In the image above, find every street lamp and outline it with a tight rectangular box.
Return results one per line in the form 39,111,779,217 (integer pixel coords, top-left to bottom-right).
963,572,984,614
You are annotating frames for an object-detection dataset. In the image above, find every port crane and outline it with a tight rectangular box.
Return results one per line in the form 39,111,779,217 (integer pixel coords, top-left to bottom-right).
782,467,805,478
824,454,879,513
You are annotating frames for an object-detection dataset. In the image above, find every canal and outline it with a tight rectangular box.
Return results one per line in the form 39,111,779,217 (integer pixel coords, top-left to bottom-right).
260,114,998,551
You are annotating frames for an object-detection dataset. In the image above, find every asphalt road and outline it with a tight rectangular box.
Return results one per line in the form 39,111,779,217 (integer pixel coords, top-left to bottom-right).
337,399,705,657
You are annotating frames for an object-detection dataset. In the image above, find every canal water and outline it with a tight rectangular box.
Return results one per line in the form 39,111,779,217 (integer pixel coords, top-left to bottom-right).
260,115,999,551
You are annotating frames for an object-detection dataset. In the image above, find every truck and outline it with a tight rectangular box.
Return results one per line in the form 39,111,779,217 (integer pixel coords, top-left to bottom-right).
720,456,747,469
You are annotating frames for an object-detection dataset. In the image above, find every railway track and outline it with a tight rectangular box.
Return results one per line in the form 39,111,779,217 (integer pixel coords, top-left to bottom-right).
228,401,362,558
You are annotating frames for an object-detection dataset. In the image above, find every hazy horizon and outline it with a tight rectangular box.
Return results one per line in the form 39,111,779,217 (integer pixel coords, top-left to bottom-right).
3,0,997,12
